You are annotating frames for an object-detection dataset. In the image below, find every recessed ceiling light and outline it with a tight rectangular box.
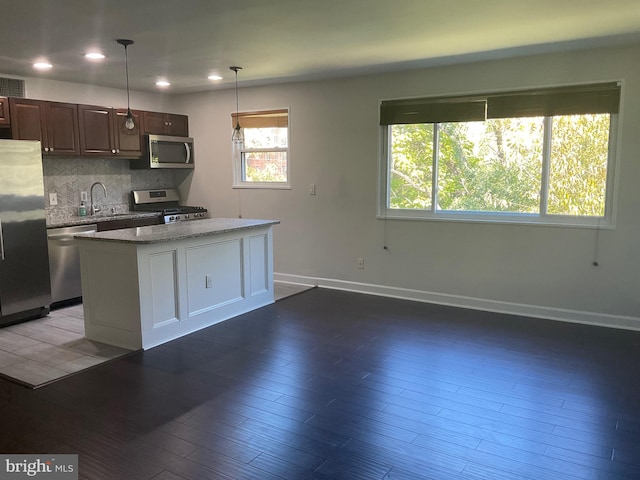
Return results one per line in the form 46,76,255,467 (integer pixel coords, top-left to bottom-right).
33,61,52,70
208,74,223,81
85,52,105,61
156,80,171,88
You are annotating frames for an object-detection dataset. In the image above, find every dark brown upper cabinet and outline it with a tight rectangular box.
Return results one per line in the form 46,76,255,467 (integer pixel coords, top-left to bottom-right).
6,97,185,157
78,105,142,157
142,111,189,137
9,98,80,155
0,97,9,126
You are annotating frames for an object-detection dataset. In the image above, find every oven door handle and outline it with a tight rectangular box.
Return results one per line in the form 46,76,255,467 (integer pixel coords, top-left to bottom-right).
184,143,192,164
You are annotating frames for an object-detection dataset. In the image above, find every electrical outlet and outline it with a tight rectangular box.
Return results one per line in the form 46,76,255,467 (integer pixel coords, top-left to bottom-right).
205,275,212,288
309,184,316,195
357,257,364,269
49,192,58,206
80,191,88,202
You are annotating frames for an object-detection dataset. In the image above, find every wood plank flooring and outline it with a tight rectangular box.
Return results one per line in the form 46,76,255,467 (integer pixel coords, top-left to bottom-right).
1,288,639,479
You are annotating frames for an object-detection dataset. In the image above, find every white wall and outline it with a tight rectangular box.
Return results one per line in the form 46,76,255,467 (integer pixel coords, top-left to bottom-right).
178,44,640,329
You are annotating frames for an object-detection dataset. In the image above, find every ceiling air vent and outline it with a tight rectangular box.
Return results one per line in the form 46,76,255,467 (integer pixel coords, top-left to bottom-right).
0,77,25,97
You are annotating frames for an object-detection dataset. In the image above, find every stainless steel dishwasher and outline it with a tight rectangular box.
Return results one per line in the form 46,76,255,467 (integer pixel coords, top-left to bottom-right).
47,224,97,304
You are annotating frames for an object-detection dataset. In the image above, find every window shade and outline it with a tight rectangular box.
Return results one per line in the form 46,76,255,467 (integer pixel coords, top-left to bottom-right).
380,83,620,125
379,98,486,125
486,83,620,118
231,109,288,128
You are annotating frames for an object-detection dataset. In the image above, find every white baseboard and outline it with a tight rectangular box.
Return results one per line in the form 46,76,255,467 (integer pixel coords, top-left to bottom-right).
274,272,640,331
274,273,319,287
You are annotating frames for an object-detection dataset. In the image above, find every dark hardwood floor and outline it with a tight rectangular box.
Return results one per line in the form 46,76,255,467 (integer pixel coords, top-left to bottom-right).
1,288,639,479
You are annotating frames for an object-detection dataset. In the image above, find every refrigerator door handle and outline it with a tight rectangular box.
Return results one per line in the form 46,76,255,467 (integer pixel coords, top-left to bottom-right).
0,217,4,260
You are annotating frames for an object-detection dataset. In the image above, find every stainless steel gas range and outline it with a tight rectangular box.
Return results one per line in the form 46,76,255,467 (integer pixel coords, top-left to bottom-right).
131,189,208,224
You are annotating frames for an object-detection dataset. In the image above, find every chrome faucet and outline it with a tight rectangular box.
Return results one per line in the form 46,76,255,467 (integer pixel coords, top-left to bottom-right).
90,182,107,215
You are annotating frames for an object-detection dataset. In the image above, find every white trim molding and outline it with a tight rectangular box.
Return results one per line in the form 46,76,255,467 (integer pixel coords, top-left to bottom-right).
274,273,319,288
274,272,640,331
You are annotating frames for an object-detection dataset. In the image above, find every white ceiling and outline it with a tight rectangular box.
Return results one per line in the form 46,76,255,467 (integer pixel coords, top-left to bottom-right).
2,0,640,94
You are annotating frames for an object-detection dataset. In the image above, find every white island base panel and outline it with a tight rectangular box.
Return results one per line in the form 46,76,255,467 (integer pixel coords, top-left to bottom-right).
79,226,274,350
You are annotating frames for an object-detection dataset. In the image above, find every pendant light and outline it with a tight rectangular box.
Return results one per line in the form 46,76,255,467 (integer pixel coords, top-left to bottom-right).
230,66,244,144
116,39,136,131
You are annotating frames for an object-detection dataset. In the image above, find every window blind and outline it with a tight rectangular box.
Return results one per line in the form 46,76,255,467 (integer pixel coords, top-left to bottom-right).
231,109,288,128
379,97,486,124
380,82,620,125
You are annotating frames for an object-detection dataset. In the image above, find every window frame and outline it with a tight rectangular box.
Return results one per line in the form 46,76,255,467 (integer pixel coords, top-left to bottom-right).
378,84,621,228
232,108,291,190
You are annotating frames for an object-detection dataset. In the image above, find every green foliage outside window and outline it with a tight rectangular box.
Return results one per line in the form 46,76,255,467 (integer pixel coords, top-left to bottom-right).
389,114,610,217
548,115,609,216
244,152,288,182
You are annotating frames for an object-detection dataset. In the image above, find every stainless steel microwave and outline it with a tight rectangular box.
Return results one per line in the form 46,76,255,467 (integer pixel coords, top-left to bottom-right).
145,134,194,169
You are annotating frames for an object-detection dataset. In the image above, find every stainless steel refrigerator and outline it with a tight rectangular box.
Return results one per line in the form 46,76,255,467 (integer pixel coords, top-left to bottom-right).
0,139,51,326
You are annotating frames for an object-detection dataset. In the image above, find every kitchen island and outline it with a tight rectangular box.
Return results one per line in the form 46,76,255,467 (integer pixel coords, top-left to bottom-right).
75,218,279,350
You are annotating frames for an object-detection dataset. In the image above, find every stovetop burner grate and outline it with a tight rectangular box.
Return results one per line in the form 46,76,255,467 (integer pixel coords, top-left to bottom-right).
162,206,208,215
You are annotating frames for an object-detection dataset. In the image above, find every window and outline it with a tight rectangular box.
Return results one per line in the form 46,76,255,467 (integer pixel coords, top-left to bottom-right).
232,109,290,188
380,83,620,226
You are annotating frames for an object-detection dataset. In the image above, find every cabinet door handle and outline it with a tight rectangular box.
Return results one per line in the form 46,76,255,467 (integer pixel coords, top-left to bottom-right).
44,147,49,152
112,149,116,154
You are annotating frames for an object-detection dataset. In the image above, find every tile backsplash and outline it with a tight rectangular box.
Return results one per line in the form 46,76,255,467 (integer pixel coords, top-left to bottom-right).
43,157,178,224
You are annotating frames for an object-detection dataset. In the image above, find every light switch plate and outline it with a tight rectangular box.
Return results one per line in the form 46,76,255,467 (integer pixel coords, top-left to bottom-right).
80,191,88,202
49,193,58,206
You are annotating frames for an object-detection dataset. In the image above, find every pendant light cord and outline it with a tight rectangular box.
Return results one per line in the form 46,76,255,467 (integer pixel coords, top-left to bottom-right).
117,39,135,129
125,45,131,112
231,66,242,130
235,69,239,124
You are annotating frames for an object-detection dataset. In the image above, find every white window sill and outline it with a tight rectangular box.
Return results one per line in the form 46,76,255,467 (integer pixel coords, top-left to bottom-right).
233,183,292,190
377,210,614,229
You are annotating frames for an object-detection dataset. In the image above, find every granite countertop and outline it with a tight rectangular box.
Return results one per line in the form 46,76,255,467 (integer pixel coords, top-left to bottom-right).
73,218,280,244
47,211,162,229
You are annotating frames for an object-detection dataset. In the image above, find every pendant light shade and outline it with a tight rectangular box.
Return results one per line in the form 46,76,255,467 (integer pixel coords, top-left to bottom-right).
117,39,136,131
230,66,244,144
